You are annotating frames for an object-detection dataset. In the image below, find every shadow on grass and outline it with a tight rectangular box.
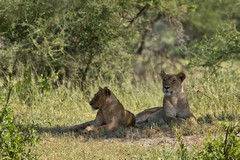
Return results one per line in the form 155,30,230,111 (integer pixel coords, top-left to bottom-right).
35,121,199,140
34,114,240,139
35,123,162,139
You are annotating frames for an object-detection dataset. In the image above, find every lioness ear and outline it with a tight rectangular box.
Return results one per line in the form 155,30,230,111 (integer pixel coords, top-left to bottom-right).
177,72,186,82
103,87,111,96
160,71,166,78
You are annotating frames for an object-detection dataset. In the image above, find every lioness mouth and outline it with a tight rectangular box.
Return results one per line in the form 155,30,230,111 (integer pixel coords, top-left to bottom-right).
164,91,172,96
91,105,100,110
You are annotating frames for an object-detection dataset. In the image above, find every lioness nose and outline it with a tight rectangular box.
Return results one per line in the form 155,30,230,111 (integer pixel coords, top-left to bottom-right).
164,86,170,90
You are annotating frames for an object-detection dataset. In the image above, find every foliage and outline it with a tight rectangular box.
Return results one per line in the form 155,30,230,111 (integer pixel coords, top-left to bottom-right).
183,0,240,41
0,0,239,97
174,124,240,160
0,0,136,91
121,0,195,56
188,25,240,69
0,90,39,159
195,124,240,160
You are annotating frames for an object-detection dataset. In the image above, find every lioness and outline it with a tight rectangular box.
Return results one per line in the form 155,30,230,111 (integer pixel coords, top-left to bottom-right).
70,87,135,132
136,71,196,125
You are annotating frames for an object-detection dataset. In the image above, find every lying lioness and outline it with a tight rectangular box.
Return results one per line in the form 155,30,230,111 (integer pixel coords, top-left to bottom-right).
136,71,196,125
71,87,135,132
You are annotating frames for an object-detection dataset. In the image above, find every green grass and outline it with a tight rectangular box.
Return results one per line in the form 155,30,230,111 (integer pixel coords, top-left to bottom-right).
3,64,240,159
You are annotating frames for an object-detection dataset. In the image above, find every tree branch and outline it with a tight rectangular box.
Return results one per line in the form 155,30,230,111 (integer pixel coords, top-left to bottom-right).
137,13,163,55
128,4,150,27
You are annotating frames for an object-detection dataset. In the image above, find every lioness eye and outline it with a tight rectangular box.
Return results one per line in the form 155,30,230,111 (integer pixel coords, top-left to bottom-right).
172,80,176,83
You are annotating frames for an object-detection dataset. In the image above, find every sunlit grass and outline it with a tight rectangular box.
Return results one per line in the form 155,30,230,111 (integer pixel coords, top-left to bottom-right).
5,64,240,159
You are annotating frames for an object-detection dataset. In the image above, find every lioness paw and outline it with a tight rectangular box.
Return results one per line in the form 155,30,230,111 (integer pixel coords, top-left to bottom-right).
84,125,95,132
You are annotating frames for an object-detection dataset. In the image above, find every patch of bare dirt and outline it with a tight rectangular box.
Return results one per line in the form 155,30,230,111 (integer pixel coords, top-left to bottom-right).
102,134,204,150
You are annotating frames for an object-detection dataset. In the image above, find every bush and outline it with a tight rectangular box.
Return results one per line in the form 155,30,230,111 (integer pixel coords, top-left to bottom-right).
188,24,240,69
0,0,136,91
195,124,240,160
0,90,39,159
174,124,240,160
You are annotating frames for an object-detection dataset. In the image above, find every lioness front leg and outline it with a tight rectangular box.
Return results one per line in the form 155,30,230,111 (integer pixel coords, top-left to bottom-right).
83,120,105,132
93,122,118,132
83,110,105,132
165,116,184,124
61,120,95,132
163,107,183,124
164,112,187,125
184,114,197,124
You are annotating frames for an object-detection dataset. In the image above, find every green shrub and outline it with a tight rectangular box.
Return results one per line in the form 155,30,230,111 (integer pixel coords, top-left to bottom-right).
195,124,240,160
174,124,240,160
0,0,136,91
0,90,39,159
188,24,240,69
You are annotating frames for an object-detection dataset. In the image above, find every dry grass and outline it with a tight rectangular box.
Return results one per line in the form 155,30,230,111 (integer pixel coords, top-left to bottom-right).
7,64,240,159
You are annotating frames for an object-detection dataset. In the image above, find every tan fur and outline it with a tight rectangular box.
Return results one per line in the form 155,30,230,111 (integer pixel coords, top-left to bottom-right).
135,71,196,125
74,87,135,132
135,107,162,124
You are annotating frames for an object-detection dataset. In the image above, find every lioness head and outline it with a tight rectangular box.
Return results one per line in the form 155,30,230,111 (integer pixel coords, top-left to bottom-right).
89,87,111,110
160,71,186,96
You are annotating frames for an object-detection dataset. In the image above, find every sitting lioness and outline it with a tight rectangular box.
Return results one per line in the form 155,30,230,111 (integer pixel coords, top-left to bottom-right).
136,71,196,125
71,87,135,132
